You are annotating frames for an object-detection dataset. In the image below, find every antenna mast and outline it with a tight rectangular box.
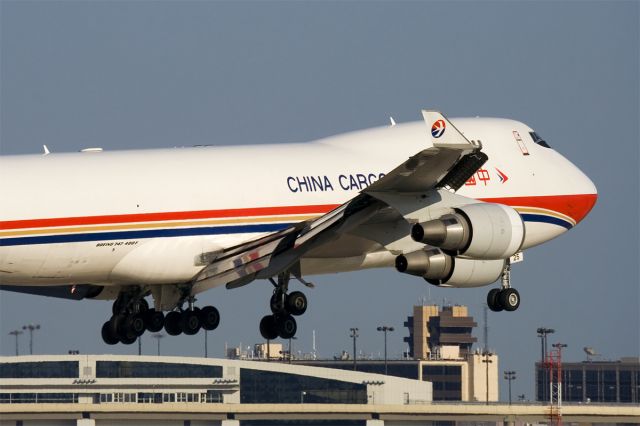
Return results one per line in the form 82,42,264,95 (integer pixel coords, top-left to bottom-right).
483,303,489,352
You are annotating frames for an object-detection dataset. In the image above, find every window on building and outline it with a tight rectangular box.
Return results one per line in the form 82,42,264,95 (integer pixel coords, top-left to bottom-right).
422,365,462,401
585,370,599,401
205,390,222,403
240,369,367,404
95,361,222,378
619,371,632,402
603,370,617,402
0,361,78,378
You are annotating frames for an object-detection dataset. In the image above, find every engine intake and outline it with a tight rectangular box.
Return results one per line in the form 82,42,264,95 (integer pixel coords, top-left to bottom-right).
411,203,525,259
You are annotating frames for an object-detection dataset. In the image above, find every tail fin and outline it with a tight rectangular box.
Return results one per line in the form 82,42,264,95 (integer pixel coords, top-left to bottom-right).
422,110,475,150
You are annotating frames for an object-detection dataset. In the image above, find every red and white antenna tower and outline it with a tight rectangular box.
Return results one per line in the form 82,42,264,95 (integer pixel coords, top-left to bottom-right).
545,343,567,426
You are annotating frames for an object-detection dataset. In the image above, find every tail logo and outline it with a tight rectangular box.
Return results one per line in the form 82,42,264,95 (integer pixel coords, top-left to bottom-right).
431,120,446,138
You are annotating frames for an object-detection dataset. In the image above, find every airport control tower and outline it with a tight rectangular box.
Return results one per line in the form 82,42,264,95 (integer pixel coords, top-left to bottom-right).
404,304,477,360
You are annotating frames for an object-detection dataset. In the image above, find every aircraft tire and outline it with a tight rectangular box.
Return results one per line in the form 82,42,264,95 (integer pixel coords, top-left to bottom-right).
112,297,126,315
487,289,504,312
180,310,201,335
124,313,146,337
101,321,119,345
144,309,165,333
286,291,307,316
119,331,137,345
499,288,520,312
164,311,182,336
270,294,285,314
199,306,220,331
259,315,278,340
276,314,297,339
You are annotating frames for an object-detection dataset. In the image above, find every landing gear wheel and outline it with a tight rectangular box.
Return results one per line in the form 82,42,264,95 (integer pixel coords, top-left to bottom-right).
286,291,307,316
499,288,520,312
276,314,297,339
270,293,285,314
101,321,119,345
487,289,504,312
259,315,279,340
120,331,137,345
164,311,182,336
112,297,126,315
199,306,220,331
180,310,201,335
144,309,165,332
122,313,146,337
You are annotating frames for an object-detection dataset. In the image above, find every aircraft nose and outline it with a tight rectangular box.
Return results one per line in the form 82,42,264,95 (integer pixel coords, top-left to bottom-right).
570,170,597,225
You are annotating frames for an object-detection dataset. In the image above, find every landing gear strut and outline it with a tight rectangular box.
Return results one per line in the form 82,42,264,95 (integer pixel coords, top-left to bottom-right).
487,261,520,312
101,288,221,345
259,272,307,340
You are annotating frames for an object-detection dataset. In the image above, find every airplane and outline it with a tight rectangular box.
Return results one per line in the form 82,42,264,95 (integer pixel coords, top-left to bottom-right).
0,110,597,345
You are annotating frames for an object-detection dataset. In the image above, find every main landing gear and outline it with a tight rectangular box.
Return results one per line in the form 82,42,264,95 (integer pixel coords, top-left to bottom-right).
486,261,520,312
102,290,220,345
259,272,308,340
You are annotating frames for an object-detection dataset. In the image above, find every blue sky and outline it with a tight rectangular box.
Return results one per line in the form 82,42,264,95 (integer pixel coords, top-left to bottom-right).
1,1,638,401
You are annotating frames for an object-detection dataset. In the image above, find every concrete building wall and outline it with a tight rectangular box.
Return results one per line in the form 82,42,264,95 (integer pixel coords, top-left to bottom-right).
468,352,499,402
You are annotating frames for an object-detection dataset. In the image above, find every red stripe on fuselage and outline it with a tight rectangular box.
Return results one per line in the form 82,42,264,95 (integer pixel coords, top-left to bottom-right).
0,193,598,232
0,204,341,231
479,193,597,224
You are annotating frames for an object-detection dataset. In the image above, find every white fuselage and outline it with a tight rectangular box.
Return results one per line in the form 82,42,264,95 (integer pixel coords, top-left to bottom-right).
0,118,597,287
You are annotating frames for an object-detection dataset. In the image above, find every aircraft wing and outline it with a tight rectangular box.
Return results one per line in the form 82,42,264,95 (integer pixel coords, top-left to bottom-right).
192,110,488,293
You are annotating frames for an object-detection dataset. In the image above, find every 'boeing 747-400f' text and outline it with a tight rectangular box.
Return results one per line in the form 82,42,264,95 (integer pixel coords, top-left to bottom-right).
0,110,597,344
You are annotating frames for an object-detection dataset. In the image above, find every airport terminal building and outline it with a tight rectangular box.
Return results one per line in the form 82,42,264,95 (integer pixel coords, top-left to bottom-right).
0,354,431,424
535,357,640,404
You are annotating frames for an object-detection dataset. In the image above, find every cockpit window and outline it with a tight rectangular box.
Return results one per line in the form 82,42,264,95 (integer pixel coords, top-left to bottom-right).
529,131,551,148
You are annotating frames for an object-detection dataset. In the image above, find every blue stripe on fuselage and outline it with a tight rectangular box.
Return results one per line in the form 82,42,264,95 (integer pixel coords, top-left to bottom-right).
0,215,572,246
0,223,293,246
520,213,572,230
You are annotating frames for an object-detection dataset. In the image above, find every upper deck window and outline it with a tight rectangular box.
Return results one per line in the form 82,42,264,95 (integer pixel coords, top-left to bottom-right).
530,132,551,148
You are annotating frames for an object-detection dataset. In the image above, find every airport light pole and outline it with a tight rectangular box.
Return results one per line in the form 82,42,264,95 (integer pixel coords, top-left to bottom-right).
482,351,493,405
9,330,22,356
152,333,164,356
22,324,40,355
537,327,555,362
377,326,394,375
204,330,208,358
504,370,516,405
349,328,359,371
537,327,555,401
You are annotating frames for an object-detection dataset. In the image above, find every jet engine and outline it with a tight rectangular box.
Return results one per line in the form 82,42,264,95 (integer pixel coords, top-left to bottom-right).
411,203,524,259
395,248,505,288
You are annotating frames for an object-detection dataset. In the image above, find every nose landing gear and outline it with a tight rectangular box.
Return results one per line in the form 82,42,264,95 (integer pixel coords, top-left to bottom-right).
487,261,521,312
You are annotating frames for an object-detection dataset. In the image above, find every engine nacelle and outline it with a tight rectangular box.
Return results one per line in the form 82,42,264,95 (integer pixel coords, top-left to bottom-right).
429,257,505,288
395,248,505,288
395,248,453,281
411,203,525,259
